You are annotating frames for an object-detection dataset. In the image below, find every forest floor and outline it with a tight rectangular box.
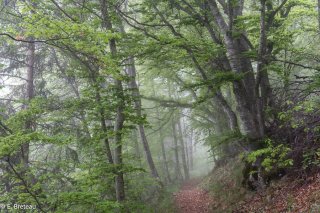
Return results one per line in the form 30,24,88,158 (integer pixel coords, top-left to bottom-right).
172,171,320,212
173,179,214,213
235,172,320,212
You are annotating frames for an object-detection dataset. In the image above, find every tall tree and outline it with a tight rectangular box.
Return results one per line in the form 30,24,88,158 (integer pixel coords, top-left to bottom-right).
171,116,183,181
177,114,190,180
126,57,161,180
100,0,126,202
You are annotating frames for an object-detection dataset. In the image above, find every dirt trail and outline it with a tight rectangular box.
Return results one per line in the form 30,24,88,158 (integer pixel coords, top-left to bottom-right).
174,179,214,213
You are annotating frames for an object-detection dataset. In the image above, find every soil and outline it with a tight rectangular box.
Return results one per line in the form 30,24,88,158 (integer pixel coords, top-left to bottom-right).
174,179,214,213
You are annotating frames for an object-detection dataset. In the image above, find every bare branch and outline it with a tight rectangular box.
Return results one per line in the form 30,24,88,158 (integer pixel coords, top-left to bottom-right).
0,120,13,134
0,33,70,44
272,58,320,72
6,159,46,213
49,0,77,22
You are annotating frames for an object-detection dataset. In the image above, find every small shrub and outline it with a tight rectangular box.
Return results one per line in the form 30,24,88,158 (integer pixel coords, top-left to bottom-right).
302,148,320,170
246,139,293,173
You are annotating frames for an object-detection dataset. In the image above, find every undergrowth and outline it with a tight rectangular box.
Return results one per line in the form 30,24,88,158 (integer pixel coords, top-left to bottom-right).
155,184,180,213
200,156,250,212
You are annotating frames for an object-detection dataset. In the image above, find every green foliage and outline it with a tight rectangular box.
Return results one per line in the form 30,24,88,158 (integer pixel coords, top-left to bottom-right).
0,0,319,211
303,148,320,169
278,99,319,129
0,131,72,157
56,192,120,213
202,156,246,212
247,139,293,172
183,72,244,91
205,131,244,150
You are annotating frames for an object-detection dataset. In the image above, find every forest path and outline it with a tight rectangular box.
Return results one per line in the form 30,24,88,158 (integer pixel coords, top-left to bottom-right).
174,179,214,213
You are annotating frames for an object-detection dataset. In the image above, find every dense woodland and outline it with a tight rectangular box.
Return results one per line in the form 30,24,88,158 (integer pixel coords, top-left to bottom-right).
0,0,320,212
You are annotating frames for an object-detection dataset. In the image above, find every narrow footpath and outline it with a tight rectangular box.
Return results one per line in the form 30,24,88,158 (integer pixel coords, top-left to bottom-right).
174,179,214,213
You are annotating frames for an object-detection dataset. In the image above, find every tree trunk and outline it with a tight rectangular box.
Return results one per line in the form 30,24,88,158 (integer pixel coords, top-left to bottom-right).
152,83,171,182
117,3,161,181
189,130,193,170
172,118,183,181
157,109,171,183
318,0,320,32
113,79,126,202
184,127,190,172
177,115,190,180
23,41,35,166
132,129,142,167
100,0,125,202
125,57,160,180
207,0,264,140
255,0,273,137
213,90,238,131
96,89,114,164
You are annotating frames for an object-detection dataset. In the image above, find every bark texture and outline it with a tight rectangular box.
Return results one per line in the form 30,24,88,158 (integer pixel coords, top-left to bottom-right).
172,118,183,181
101,0,125,202
177,116,190,180
126,57,160,180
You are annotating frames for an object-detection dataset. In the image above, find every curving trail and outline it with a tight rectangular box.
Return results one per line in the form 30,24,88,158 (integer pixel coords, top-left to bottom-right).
174,179,214,213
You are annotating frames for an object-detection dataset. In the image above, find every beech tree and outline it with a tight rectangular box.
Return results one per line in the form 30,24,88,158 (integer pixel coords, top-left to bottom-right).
0,0,319,212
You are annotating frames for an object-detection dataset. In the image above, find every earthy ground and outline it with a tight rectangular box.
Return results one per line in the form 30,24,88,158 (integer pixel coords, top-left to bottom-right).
235,173,320,212
173,172,320,213
174,179,214,213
